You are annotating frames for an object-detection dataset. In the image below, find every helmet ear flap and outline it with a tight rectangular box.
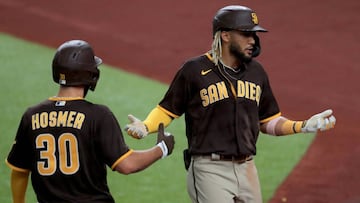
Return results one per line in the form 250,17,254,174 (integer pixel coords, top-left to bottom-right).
88,69,100,91
252,34,261,57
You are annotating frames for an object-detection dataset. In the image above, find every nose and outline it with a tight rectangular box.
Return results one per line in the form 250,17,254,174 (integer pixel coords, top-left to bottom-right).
244,32,256,44
249,36,255,45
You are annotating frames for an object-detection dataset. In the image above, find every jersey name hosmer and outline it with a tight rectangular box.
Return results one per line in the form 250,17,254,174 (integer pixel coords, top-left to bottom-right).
32,111,85,130
200,80,261,107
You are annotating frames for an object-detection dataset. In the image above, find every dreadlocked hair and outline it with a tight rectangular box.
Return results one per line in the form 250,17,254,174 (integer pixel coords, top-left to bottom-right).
211,31,222,66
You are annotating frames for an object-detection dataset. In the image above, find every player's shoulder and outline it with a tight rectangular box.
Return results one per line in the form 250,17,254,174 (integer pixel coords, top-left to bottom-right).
92,103,112,113
24,99,53,114
180,53,213,72
184,53,212,65
24,99,111,115
81,101,113,114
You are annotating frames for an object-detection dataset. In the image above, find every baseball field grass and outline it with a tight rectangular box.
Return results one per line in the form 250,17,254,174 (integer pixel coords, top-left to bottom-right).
0,33,315,203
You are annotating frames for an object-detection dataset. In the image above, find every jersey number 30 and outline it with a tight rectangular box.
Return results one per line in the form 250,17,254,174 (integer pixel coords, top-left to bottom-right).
36,133,80,176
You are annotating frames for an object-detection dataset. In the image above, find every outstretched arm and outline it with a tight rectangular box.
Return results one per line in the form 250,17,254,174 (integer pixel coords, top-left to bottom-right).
125,106,173,139
261,109,336,136
115,123,175,174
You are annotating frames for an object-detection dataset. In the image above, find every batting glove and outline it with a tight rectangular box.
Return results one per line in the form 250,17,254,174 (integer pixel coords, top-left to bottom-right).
301,109,336,133
156,123,175,158
125,114,148,139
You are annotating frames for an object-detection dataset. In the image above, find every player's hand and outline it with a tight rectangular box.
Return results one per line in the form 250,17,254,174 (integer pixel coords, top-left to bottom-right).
156,123,175,158
124,114,148,139
301,109,336,133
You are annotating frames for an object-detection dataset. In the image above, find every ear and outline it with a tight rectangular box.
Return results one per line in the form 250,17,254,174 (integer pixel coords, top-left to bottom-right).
220,31,231,43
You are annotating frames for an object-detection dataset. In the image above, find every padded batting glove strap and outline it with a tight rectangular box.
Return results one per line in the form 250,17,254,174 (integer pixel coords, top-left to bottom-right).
301,109,336,133
125,114,148,139
157,141,169,159
156,123,175,158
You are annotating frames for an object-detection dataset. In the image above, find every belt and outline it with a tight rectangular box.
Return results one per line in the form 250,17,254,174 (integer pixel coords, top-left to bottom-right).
195,153,253,163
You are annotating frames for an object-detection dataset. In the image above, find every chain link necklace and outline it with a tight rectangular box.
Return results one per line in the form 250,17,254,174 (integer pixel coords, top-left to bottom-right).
219,60,245,81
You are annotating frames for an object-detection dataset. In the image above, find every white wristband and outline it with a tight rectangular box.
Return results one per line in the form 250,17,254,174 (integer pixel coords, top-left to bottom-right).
157,141,168,159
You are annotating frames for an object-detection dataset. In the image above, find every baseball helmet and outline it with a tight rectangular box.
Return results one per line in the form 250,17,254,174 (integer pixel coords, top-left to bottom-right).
52,40,102,91
213,5,267,57
212,5,267,35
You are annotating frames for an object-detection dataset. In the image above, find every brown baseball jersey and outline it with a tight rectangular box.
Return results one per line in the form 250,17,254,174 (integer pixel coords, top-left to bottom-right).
159,53,280,156
6,97,130,203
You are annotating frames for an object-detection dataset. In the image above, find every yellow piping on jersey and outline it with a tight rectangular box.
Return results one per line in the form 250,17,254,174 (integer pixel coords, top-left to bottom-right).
157,105,180,118
260,112,282,124
49,97,84,101
5,159,30,173
205,52,213,62
111,149,134,170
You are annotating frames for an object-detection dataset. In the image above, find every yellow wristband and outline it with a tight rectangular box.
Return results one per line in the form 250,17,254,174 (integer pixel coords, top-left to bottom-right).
282,120,304,134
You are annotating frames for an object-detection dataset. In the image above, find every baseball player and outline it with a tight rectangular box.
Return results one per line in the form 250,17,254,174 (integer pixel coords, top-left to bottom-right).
5,40,175,203
125,5,336,203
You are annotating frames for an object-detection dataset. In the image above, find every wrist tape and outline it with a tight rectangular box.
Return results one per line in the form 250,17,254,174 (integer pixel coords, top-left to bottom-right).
157,141,168,159
282,120,304,134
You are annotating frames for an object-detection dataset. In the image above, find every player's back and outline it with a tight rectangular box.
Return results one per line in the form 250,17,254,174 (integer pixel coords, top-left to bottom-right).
22,98,117,202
